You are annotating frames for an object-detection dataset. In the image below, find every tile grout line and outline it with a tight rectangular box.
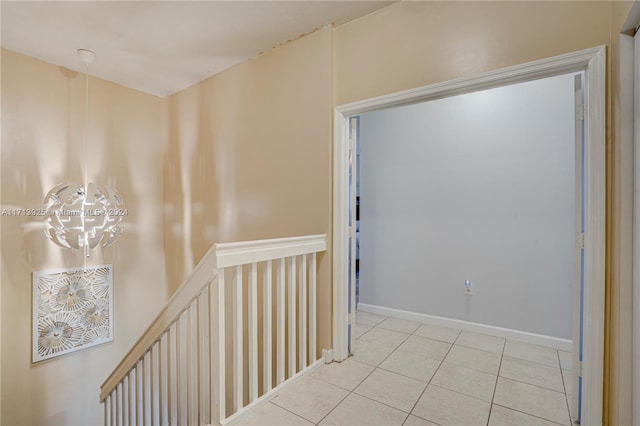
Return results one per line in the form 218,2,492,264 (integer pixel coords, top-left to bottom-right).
491,402,572,426
348,320,435,424
425,383,493,404
491,375,568,395
368,323,453,382
375,361,441,384
352,391,414,417
413,323,461,346
402,409,444,426
303,316,572,426
557,349,574,425
501,353,565,370
403,327,462,421
358,325,412,346
359,332,570,422
486,337,507,426
481,349,572,425
312,359,377,424
264,401,322,425
369,323,558,424
312,386,351,425
458,335,566,366
349,321,416,422
315,317,415,425
411,380,569,426
270,354,368,424
449,340,569,395
349,389,423,423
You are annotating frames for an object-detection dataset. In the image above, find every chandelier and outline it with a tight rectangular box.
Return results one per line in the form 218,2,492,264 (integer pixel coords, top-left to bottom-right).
43,49,125,257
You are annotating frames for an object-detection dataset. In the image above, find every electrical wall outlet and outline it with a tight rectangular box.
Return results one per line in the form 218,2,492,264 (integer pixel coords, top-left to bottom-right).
465,280,473,295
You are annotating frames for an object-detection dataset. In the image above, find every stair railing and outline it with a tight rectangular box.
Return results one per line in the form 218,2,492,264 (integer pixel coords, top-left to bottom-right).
100,234,327,425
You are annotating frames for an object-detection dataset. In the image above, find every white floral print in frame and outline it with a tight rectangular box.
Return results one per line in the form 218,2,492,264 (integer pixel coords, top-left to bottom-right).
32,264,113,362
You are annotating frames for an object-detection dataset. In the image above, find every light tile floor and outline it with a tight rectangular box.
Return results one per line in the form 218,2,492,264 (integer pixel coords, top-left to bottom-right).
236,312,575,426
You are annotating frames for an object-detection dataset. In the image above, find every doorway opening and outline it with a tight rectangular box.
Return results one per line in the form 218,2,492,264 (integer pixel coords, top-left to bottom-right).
333,46,605,425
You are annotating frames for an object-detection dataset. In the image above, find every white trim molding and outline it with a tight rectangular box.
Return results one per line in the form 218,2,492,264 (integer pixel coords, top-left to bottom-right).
581,45,607,426
214,234,327,268
358,303,572,352
333,45,606,425
613,7,639,424
332,108,350,362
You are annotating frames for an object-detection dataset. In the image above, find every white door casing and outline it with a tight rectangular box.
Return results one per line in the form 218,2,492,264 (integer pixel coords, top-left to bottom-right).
348,117,358,354
333,46,606,425
572,72,585,424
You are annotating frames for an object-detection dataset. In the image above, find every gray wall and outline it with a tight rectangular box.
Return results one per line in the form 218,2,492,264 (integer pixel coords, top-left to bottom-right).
358,73,576,339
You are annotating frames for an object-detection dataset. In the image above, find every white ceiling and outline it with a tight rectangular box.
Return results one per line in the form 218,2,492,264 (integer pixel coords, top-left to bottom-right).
1,1,391,97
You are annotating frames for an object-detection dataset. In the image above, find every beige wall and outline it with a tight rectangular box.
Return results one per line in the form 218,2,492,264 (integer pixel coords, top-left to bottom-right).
0,49,169,425
334,1,633,424
335,1,610,105
1,1,638,424
164,27,333,353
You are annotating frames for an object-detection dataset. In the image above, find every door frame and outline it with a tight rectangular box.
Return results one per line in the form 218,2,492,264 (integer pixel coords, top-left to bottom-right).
617,5,639,424
332,45,606,424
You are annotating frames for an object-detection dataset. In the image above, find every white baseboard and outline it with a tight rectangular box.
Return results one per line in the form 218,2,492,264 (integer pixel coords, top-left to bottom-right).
357,303,572,352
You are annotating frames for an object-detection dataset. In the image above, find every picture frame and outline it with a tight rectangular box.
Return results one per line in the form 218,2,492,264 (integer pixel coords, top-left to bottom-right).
32,264,113,362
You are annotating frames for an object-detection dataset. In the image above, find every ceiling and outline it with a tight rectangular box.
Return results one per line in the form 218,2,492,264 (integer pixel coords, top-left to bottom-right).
1,1,392,97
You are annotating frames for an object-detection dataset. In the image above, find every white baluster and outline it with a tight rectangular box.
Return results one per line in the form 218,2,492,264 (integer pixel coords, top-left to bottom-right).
288,256,297,377
104,395,109,426
128,370,134,426
120,377,126,426
135,362,141,426
142,355,147,426
188,303,198,424
211,270,226,424
248,262,258,402
168,326,175,425
276,258,285,384
134,365,139,425
198,290,210,423
263,260,273,393
299,255,307,368
122,381,126,426
115,384,120,426
125,375,130,426
111,392,115,426
310,252,317,362
181,311,188,426
192,301,201,425
233,265,243,411
158,335,166,426
151,345,155,426
186,308,192,425
176,318,182,426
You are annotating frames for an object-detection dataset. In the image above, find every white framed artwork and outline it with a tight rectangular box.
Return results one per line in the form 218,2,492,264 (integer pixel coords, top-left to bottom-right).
32,264,113,362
